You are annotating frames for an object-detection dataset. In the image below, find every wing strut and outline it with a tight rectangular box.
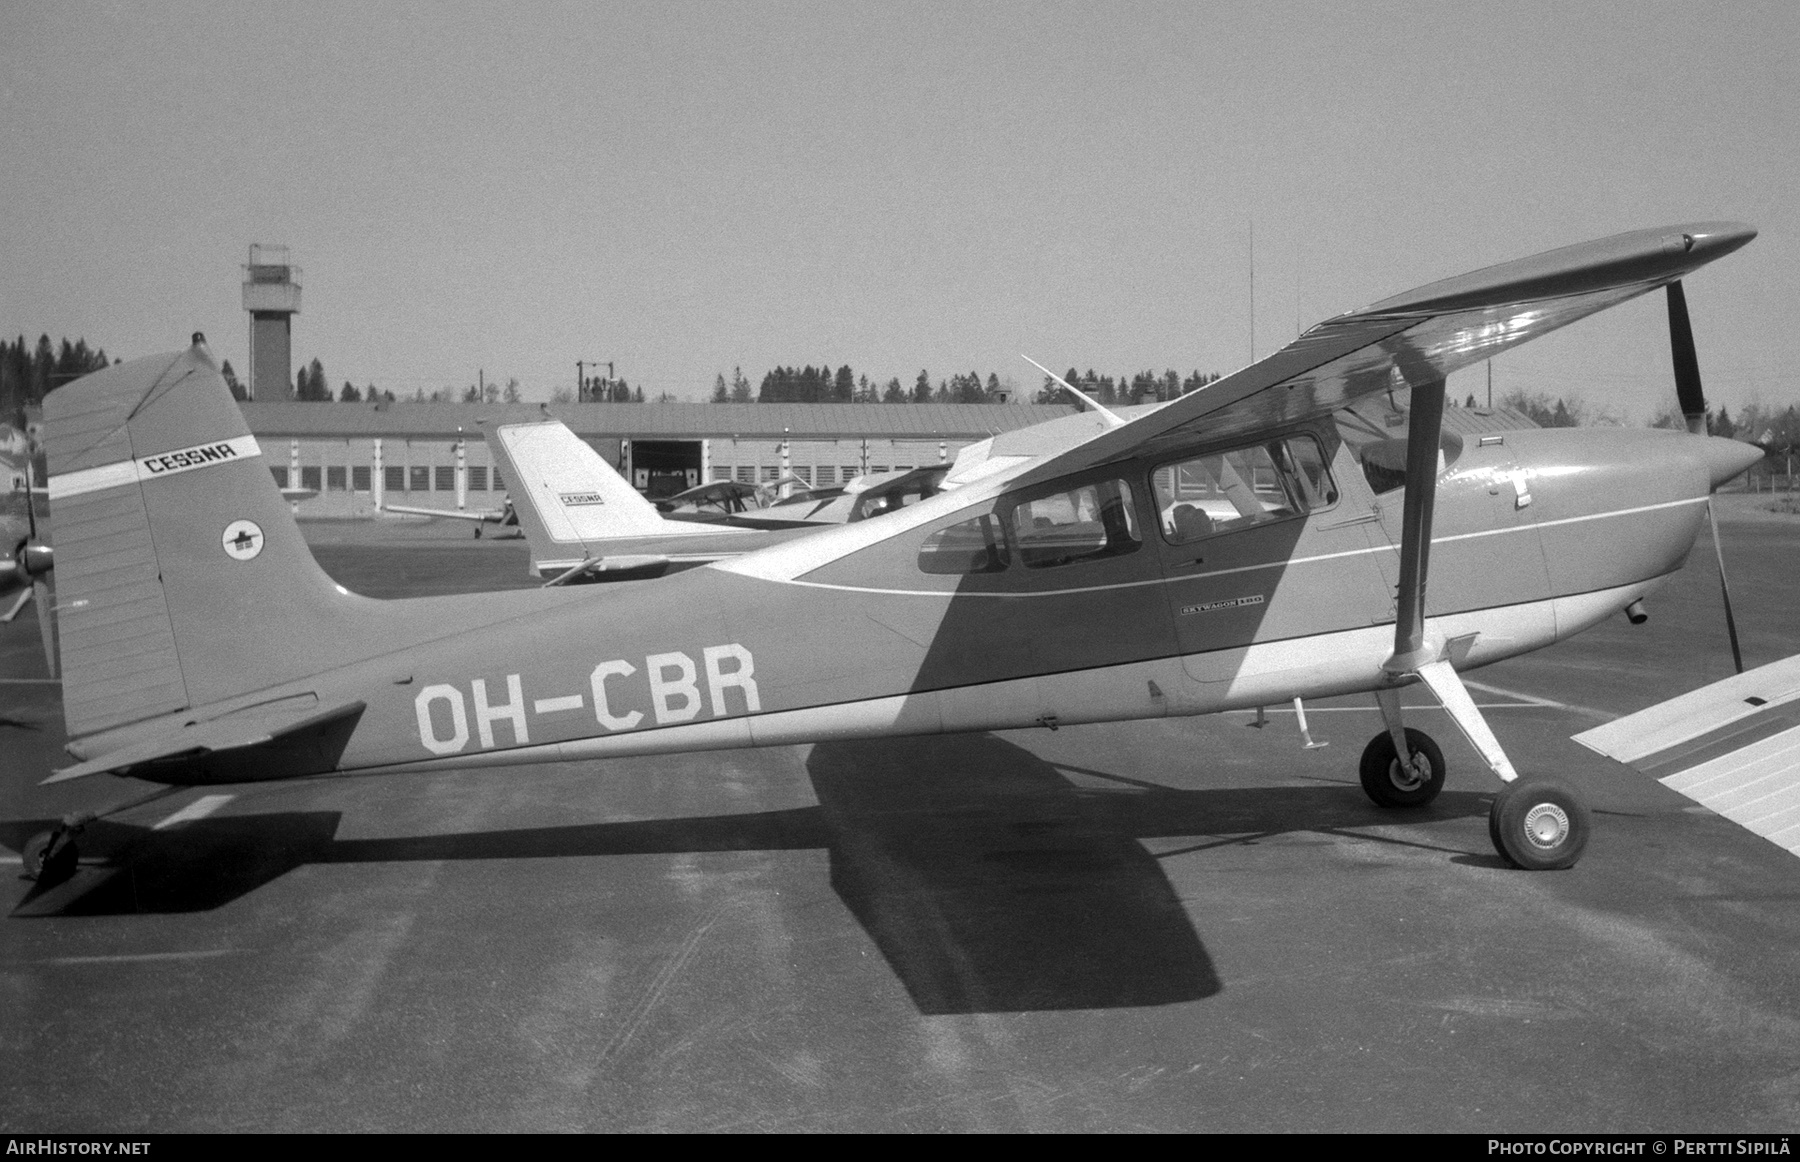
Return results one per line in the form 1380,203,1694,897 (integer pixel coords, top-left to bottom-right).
1378,375,1520,783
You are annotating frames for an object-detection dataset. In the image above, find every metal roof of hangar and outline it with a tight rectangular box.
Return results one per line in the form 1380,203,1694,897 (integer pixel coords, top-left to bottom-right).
237,401,1079,442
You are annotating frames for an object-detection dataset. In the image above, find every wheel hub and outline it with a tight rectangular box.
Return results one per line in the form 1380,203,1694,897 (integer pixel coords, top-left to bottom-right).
1523,802,1571,850
1389,754,1428,792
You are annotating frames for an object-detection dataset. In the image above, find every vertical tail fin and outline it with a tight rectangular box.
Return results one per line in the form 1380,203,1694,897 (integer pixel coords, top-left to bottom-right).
482,420,677,571
43,339,360,738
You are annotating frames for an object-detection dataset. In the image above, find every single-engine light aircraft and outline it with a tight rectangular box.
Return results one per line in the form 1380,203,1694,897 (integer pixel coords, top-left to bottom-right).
18,223,1771,889
480,419,960,582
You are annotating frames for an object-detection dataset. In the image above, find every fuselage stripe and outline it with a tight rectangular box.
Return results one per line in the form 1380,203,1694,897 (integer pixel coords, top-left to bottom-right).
770,496,1705,599
48,435,262,500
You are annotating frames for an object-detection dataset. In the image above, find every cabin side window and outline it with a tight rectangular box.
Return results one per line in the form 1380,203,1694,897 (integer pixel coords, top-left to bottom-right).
917,513,1011,575
1010,478,1141,569
1154,434,1337,545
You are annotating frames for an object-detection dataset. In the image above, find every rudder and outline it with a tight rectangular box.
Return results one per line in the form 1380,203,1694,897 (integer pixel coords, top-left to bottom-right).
45,338,365,739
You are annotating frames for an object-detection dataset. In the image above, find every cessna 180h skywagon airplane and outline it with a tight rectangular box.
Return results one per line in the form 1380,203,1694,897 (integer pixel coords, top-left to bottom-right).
17,222,1770,888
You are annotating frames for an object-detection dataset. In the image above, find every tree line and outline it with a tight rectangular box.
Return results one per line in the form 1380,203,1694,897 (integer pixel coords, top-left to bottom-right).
698,364,1224,405
18,337,1800,454
1,335,113,417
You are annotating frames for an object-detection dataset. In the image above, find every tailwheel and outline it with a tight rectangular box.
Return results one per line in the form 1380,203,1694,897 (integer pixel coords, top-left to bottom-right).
22,829,80,887
1359,727,1445,808
1489,779,1590,870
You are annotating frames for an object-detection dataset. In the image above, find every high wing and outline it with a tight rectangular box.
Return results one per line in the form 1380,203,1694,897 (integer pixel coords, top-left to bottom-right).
1010,223,1756,491
1573,657,1800,860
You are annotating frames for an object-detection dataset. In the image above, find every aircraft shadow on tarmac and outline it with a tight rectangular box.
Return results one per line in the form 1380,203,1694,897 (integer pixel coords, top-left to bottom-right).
4,733,1490,1014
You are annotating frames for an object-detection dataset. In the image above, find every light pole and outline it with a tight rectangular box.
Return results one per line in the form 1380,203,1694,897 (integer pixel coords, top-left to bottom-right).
576,359,615,403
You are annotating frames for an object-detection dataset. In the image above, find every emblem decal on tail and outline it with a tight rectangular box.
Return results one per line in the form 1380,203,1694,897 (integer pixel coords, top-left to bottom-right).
221,519,264,561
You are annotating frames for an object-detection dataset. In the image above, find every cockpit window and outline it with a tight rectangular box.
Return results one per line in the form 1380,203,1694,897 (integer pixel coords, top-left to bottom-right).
1154,435,1337,545
1335,398,1464,495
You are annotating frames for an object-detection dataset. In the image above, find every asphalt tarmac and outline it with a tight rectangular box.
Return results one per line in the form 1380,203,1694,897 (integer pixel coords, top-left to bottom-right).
3,508,1799,1132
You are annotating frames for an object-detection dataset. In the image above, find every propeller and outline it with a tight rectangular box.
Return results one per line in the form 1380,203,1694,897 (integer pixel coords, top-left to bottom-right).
1667,279,1743,673
0,453,57,677
1667,280,1708,436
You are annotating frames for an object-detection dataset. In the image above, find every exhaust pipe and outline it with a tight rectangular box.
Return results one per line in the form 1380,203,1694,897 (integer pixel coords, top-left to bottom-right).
1624,599,1648,626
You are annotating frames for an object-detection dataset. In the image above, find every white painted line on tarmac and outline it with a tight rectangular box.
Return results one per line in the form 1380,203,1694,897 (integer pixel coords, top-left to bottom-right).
0,678,60,684
1232,703,1528,714
41,950,247,965
1462,679,1615,721
151,793,236,830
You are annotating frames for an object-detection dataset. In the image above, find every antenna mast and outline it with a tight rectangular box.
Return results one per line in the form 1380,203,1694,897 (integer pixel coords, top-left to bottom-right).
1248,219,1256,363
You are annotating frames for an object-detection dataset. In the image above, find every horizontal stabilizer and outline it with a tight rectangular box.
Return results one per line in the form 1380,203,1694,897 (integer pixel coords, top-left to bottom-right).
44,699,366,784
381,502,504,522
1572,656,1800,858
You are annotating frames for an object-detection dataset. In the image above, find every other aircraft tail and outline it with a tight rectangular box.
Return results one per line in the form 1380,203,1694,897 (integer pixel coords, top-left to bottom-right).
482,420,741,579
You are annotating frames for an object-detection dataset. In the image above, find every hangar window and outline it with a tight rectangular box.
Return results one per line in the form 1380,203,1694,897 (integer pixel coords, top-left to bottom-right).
815,466,836,486
326,466,347,492
300,466,322,492
1010,478,1141,569
736,466,755,484
468,466,488,492
352,466,371,492
387,466,406,493
492,469,503,492
1154,435,1336,545
435,466,455,491
793,466,812,485
841,464,859,482
270,466,288,489
409,466,430,492
917,513,1010,575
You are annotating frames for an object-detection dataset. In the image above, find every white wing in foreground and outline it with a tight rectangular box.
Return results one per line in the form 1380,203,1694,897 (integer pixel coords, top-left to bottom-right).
1573,656,1800,859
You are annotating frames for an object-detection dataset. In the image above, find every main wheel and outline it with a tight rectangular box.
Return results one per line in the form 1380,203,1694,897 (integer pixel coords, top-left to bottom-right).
1359,727,1446,808
1490,779,1589,869
22,830,78,887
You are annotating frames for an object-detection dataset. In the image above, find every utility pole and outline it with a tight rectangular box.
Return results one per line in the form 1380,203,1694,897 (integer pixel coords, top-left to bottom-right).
576,359,613,403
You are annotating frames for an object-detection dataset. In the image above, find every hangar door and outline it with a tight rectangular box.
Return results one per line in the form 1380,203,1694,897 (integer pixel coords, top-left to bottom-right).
628,440,703,499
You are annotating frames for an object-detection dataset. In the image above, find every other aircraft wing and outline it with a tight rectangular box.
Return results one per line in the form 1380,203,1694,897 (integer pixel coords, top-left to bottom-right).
1572,656,1800,860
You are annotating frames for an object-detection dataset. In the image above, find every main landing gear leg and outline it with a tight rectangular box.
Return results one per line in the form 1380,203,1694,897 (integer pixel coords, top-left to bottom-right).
21,811,93,887
1360,687,1447,808
1401,658,1589,870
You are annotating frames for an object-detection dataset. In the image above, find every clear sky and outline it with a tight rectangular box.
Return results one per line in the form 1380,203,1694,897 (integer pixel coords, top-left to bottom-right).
3,0,1797,419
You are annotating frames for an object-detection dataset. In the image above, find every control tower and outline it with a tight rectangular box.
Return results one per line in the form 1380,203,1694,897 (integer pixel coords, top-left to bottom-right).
242,244,302,399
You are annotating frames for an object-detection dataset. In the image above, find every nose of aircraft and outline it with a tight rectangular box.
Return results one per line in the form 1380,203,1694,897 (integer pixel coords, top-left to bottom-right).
1699,435,1764,489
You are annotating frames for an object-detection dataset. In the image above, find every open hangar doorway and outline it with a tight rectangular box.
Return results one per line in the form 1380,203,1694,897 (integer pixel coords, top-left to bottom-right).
626,439,703,499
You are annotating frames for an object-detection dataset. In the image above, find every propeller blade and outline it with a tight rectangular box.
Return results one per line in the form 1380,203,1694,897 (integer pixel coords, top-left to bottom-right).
1706,498,1743,674
33,577,56,679
1667,281,1708,435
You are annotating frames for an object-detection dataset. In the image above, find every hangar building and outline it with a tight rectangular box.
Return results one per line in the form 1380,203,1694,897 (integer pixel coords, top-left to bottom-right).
239,400,1076,518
